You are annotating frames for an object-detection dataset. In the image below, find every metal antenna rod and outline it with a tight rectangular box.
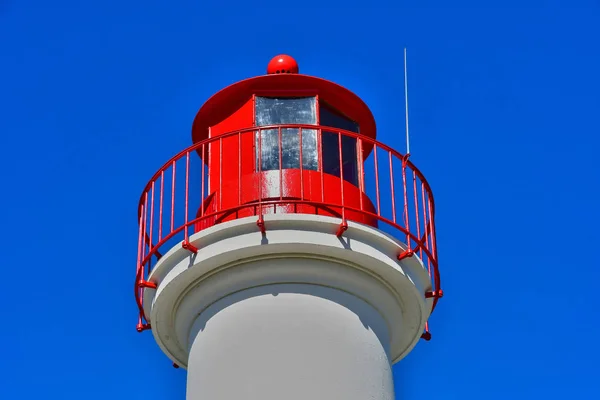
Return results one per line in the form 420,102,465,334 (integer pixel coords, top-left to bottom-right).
403,47,411,155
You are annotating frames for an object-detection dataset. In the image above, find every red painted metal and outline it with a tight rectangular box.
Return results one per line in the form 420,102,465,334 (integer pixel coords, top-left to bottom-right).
136,323,151,333
337,132,347,231
191,74,377,147
401,155,410,247
257,215,266,234
335,220,349,237
135,125,441,340
397,249,414,261
182,241,198,254
425,290,444,299
184,152,191,243
170,161,175,233
267,55,300,74
138,281,158,289
299,127,305,199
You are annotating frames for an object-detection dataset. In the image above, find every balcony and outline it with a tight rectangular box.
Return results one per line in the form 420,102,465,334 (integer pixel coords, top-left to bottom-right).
135,125,441,336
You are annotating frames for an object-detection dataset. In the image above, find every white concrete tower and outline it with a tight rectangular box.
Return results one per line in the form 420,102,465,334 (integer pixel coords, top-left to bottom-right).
134,55,443,400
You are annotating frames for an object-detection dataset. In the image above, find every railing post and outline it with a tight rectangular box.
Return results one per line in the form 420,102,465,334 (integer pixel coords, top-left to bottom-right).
318,128,324,203
257,128,266,233
184,151,190,242
299,127,304,200
201,143,206,219
182,151,197,253
142,192,148,271
389,151,396,224
336,131,348,237
238,131,242,207
401,154,411,250
219,137,223,211
373,144,381,215
170,160,176,234
412,172,421,259
158,171,164,241
357,138,364,212
149,181,155,255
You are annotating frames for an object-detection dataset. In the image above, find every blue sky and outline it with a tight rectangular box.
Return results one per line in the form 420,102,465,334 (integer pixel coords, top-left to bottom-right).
1,1,599,398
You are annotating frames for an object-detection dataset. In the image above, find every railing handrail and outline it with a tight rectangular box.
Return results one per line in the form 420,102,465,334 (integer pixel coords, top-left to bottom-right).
136,124,436,219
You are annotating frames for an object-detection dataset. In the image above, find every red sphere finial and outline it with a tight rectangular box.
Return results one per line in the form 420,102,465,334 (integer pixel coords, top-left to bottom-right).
267,55,299,75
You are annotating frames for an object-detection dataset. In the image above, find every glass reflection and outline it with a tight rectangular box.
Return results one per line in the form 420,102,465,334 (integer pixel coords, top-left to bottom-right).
255,97,318,171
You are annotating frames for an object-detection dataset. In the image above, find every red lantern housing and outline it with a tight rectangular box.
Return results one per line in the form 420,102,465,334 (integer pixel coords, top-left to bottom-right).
191,55,379,230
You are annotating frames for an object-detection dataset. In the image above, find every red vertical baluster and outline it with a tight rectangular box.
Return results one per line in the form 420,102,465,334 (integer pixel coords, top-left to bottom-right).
424,193,432,278
428,193,437,263
219,137,223,212
170,160,176,234
149,181,155,255
428,191,440,311
373,144,381,216
184,151,190,241
401,156,410,248
338,131,345,222
136,203,144,281
389,151,396,224
421,181,429,268
319,129,324,204
257,128,265,230
413,171,422,259
136,204,144,324
238,131,242,208
357,138,364,212
142,192,148,273
158,171,164,241
201,143,205,218
299,127,304,201
279,126,283,202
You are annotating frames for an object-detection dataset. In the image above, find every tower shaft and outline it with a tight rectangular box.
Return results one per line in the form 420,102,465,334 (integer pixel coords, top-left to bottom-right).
143,215,431,400
187,283,394,400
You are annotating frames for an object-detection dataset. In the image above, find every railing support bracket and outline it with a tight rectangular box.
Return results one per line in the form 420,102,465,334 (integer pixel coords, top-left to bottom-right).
136,323,151,333
182,241,198,254
336,220,348,237
257,216,266,234
397,249,414,261
425,289,444,299
138,280,157,289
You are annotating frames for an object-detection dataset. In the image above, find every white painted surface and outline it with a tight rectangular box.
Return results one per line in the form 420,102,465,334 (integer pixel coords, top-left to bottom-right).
187,284,394,400
142,214,433,399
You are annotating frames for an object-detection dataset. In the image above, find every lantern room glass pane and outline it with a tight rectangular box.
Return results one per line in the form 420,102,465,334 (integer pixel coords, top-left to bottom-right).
319,104,359,133
255,97,318,171
320,132,359,186
319,105,359,186
255,97,317,126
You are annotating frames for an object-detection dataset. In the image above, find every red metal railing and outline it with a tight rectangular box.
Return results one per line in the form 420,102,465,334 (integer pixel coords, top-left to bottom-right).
135,125,442,338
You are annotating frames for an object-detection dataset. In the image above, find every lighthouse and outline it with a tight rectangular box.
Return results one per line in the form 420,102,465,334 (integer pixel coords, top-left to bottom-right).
135,54,442,400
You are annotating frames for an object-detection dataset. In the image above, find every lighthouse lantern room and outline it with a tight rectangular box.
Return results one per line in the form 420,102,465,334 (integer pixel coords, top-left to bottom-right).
134,55,442,400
